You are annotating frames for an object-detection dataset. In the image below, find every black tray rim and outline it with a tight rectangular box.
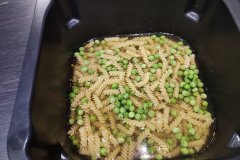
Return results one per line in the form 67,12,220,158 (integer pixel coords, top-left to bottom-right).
6,0,240,159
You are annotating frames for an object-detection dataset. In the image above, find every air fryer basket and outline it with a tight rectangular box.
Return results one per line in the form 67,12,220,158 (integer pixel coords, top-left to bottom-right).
7,0,240,160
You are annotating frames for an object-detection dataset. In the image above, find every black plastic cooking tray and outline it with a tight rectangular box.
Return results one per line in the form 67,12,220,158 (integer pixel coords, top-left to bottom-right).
7,0,240,159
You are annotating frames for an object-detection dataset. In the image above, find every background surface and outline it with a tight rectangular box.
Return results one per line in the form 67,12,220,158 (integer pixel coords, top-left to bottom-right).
0,0,37,159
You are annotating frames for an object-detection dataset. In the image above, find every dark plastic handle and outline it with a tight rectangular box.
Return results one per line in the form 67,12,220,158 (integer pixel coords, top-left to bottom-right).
223,0,240,31
54,0,80,30
185,0,210,22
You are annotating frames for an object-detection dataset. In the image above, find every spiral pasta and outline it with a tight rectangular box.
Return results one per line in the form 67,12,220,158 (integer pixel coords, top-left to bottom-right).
69,35,214,159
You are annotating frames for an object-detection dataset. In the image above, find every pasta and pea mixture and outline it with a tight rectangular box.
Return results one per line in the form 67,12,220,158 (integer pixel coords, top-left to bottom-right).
68,35,214,160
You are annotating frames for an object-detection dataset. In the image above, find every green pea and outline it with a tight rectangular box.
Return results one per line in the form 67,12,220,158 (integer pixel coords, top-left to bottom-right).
123,93,130,99
186,49,192,55
143,103,148,108
132,69,138,75
147,139,154,146
170,98,176,104
166,138,173,145
171,60,176,66
193,133,200,140
141,114,147,120
188,74,194,80
184,71,189,76
198,109,204,114
129,105,135,112
148,146,156,154
107,66,112,71
181,141,188,148
148,110,155,117
148,101,153,107
126,137,132,144
118,114,123,120
164,53,168,57
79,51,85,56
151,35,157,39
183,84,190,90
188,148,195,155
155,37,160,42
150,69,155,73
74,52,80,56
180,65,186,70
201,93,207,99
121,99,127,105
175,133,182,140
149,76,154,82
77,119,84,125
69,92,75,98
89,47,93,52
119,107,126,114
170,83,175,88
123,60,128,64
70,134,75,140
205,112,211,118
171,111,177,117
190,100,196,105
81,98,88,104
168,69,173,74
129,112,135,118
148,56,154,61
158,63,163,68
178,94,184,100
199,88,204,93
111,83,118,89
113,107,120,114
118,94,124,100
73,139,79,145
187,123,193,129
189,128,195,135
124,112,129,118
87,69,94,75
85,82,91,87
165,82,170,88
132,57,139,63
194,69,199,74
178,41,183,46
173,127,180,133
156,154,163,160
114,101,120,107
193,106,200,112
69,118,74,124
136,76,141,81
202,106,207,111
153,64,159,69
155,86,160,91
181,148,188,155
202,100,208,107
115,48,120,53
70,107,76,112
135,114,141,120
110,96,116,103
156,46,161,50
136,109,143,114
90,115,96,122
81,66,88,72
124,105,129,110
100,148,107,156
154,54,160,60
167,88,173,93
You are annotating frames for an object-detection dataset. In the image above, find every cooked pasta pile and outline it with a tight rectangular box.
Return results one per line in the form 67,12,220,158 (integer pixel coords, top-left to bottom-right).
68,35,214,160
